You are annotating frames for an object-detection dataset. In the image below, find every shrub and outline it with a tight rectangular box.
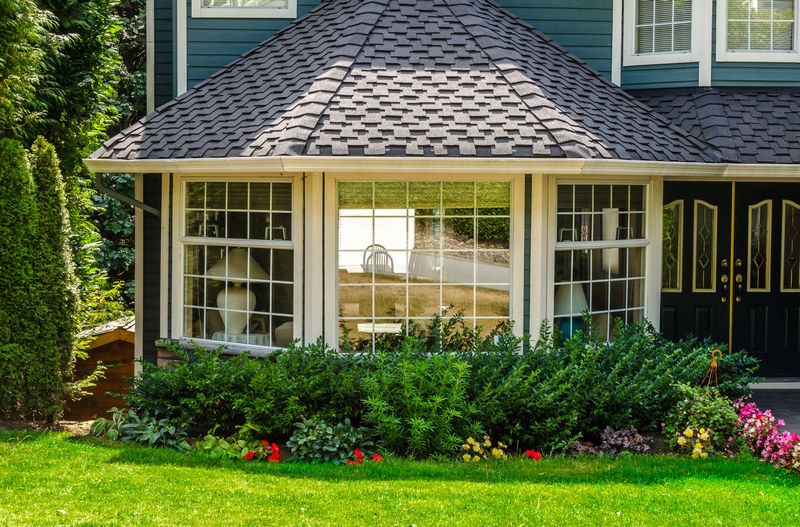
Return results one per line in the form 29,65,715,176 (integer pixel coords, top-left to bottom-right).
286,418,375,464
245,338,368,438
362,341,477,458
127,342,260,435
737,402,800,472
663,383,741,457
195,423,281,462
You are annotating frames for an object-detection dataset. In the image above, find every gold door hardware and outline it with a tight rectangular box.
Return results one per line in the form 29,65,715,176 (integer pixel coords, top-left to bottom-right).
735,273,743,302
721,274,729,302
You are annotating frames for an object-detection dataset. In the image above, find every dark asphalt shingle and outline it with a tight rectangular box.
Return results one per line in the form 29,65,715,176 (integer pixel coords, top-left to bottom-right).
91,0,719,163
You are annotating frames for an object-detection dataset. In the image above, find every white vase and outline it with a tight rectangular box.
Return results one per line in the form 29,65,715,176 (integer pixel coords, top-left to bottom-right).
217,284,254,334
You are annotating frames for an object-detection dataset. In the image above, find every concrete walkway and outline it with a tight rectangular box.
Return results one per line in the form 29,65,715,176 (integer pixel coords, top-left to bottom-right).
750,380,800,435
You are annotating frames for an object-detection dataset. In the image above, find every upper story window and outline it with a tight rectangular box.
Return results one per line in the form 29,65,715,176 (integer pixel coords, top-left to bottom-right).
717,0,799,61
624,0,700,65
192,0,297,18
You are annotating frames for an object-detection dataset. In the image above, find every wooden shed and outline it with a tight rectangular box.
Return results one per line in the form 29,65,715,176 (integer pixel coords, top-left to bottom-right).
64,317,135,421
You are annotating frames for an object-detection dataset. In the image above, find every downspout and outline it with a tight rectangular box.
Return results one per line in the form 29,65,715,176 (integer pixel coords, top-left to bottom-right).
95,173,161,218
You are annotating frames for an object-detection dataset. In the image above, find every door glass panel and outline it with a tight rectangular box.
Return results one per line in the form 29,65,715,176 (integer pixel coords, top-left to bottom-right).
783,201,800,291
693,201,717,292
748,201,771,292
662,200,683,291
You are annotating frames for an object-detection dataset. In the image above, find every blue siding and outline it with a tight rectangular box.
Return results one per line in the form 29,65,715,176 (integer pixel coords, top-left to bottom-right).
499,0,613,78
622,64,699,90
186,0,323,89
154,0,174,106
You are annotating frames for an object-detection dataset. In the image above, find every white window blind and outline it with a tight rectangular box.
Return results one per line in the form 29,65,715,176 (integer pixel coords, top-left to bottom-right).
727,0,795,51
636,0,693,54
202,0,288,6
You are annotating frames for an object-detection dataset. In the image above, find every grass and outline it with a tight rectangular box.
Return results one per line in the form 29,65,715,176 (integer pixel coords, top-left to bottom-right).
1,431,798,527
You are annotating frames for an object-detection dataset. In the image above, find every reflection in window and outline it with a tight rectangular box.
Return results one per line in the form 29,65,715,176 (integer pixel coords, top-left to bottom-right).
662,200,683,291
555,184,648,338
748,200,771,291
182,180,294,347
337,181,511,351
727,0,795,52
783,201,800,290
693,201,717,292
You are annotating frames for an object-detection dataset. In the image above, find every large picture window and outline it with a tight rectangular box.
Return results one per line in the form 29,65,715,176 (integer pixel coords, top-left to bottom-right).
181,180,294,348
337,181,512,351
554,184,648,338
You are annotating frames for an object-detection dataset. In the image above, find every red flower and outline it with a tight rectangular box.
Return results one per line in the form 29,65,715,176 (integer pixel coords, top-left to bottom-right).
268,452,281,463
525,449,542,461
353,448,364,464
271,443,280,454
262,440,269,447
371,453,384,463
243,451,255,461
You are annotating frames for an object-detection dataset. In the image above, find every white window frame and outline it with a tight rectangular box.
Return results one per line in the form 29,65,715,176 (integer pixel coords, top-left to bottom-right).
171,174,303,355
623,0,703,66
191,0,297,19
323,173,526,349
546,177,662,336
716,0,800,62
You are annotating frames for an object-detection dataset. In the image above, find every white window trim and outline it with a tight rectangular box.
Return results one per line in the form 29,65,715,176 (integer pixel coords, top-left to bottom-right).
170,173,304,354
323,173,525,348
622,0,703,66
191,0,297,18
545,176,662,332
716,0,800,63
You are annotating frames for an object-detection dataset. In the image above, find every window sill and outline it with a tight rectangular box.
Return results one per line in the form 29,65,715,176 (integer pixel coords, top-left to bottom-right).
191,4,296,19
623,51,698,67
715,50,800,63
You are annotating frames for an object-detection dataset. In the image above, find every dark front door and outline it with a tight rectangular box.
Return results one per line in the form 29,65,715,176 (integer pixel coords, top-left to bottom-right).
731,183,800,376
661,182,732,344
662,182,800,376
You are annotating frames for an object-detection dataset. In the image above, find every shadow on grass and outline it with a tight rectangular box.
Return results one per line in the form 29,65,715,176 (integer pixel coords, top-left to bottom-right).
1,430,795,488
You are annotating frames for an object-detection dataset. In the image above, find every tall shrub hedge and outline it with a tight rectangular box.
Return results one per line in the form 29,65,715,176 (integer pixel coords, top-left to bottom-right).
126,319,760,456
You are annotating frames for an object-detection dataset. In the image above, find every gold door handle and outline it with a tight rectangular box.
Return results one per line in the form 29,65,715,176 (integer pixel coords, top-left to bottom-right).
721,274,729,302
735,273,743,302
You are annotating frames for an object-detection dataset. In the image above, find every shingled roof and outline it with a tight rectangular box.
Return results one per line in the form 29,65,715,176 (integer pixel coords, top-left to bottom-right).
91,0,720,163
634,88,800,164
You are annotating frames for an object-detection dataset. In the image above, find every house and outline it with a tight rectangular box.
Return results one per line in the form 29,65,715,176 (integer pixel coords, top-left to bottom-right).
85,0,800,377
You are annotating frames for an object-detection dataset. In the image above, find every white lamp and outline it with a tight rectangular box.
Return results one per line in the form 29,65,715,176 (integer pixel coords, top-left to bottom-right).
207,248,269,334
554,284,588,337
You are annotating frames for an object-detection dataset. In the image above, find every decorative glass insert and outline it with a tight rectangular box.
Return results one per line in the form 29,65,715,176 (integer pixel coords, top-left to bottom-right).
338,181,512,352
555,184,648,338
202,0,288,7
693,201,717,292
182,180,294,348
727,0,795,51
662,200,683,291
783,200,800,290
636,0,693,54
748,200,772,291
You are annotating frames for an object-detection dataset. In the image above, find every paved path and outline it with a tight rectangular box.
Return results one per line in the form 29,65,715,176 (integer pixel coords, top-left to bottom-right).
750,383,800,435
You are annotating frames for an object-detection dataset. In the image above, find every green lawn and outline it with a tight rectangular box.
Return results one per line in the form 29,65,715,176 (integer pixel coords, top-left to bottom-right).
0,431,798,527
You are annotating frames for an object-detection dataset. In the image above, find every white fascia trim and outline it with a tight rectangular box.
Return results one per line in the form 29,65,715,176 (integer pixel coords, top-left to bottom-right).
716,0,800,63
146,0,155,113
177,0,187,95
622,0,701,67
612,0,623,85
83,157,800,179
191,0,296,18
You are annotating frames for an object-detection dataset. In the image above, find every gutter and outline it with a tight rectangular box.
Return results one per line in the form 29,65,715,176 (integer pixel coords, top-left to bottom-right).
95,172,161,218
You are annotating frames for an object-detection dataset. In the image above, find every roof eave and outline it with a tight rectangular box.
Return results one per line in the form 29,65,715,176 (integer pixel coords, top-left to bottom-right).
84,156,744,177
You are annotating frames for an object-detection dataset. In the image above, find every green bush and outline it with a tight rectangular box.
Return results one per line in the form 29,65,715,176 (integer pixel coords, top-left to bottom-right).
127,342,260,435
362,340,478,458
91,407,190,451
245,338,368,438
286,418,375,464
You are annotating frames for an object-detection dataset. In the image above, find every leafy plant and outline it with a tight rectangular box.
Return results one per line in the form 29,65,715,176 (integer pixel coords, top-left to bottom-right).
195,423,280,461
286,418,375,464
664,383,741,457
91,407,190,451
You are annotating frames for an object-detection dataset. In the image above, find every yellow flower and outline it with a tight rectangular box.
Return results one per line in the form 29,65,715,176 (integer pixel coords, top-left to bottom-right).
473,444,482,453
700,452,708,459
699,428,706,435
498,441,507,449
491,448,503,459
677,436,687,446
483,437,492,448
462,444,470,451
462,454,471,462
472,455,481,462
467,437,476,445
683,428,694,438
699,431,710,441
691,450,700,459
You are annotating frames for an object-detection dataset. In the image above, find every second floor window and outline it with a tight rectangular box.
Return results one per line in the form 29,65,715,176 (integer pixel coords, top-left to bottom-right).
726,0,795,52
193,0,296,18
635,0,693,54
